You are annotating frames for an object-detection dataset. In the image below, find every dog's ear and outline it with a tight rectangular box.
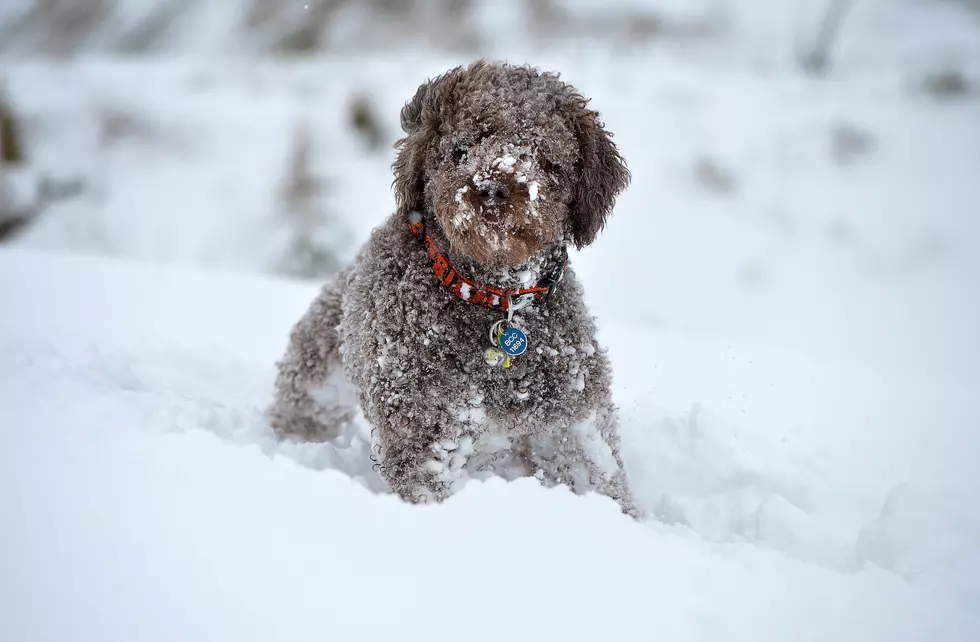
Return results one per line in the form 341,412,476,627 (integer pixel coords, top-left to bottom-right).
564,97,630,249
399,81,428,135
392,67,463,216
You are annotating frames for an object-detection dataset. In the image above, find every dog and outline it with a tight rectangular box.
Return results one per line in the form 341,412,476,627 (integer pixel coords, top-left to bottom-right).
268,60,639,518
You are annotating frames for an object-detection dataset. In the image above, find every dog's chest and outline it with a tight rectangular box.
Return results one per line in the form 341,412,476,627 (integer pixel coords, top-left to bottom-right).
347,237,603,429
412,299,596,425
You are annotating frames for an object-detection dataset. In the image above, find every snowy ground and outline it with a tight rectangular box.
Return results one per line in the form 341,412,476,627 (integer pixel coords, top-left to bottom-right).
2,0,980,639
2,248,979,641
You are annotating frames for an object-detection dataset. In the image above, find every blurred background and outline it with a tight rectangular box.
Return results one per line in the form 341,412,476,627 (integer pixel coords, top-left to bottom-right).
1,0,978,384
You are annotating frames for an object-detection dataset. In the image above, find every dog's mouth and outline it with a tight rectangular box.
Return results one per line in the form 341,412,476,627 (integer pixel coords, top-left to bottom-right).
481,209,503,224
439,197,553,266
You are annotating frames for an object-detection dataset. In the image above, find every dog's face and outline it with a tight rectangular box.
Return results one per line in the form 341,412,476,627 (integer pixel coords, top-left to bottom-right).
428,115,578,266
394,61,630,267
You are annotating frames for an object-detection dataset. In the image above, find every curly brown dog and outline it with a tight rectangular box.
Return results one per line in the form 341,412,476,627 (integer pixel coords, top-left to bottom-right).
268,60,639,518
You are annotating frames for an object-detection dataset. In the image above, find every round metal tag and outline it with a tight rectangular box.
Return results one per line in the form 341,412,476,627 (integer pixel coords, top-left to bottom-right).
497,326,528,356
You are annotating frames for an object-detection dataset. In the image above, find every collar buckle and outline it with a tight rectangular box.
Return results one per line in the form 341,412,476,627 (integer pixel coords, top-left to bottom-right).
538,246,568,302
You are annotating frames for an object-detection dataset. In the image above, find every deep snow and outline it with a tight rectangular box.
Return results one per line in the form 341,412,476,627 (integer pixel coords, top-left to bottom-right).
1,247,978,641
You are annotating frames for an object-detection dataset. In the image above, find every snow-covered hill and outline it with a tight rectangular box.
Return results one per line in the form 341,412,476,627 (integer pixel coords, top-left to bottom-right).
1,247,978,641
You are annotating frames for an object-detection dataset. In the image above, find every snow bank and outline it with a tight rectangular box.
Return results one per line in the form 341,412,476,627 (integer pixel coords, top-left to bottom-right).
1,247,978,641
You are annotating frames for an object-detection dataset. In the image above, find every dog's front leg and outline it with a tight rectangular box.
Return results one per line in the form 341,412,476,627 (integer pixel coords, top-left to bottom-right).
524,408,642,519
373,412,473,504
577,407,642,520
269,269,355,443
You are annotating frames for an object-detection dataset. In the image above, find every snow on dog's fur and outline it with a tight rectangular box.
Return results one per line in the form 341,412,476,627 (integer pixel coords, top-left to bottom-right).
268,60,637,516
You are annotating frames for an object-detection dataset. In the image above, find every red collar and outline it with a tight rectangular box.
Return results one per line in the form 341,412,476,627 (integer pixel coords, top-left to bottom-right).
408,212,567,313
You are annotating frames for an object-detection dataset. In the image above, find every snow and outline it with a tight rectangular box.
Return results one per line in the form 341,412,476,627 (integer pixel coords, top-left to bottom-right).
2,0,980,639
491,153,518,172
528,179,540,201
2,244,978,640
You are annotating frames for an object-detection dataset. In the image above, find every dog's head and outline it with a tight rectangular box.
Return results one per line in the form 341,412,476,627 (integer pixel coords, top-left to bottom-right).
393,61,629,267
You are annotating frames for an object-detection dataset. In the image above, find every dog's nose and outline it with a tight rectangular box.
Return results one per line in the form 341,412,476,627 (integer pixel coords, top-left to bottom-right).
477,181,510,207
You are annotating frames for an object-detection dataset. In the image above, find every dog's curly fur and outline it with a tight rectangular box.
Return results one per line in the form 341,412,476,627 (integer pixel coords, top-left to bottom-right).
268,61,639,517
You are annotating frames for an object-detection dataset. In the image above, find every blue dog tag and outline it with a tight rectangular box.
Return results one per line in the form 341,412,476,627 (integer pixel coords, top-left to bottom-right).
498,326,528,356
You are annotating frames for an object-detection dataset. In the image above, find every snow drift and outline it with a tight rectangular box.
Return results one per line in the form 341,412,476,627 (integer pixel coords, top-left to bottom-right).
1,247,977,641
